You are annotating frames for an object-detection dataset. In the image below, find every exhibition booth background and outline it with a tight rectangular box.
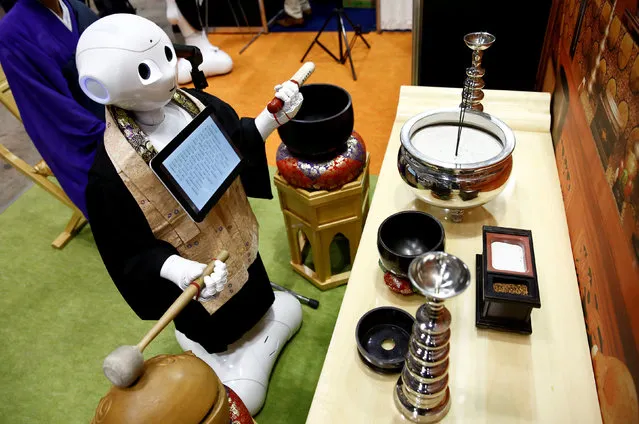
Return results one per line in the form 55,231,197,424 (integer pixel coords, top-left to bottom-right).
190,0,406,33
1,0,639,422
411,0,553,90
539,0,639,421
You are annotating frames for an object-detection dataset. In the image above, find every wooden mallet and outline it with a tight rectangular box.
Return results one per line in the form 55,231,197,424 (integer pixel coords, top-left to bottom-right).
102,250,230,388
266,62,316,113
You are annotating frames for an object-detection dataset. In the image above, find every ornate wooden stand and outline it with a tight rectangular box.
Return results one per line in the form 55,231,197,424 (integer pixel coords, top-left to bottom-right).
274,154,370,290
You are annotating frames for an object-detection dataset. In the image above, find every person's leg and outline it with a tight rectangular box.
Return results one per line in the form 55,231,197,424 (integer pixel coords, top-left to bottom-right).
166,0,233,83
279,0,305,26
283,0,303,19
299,0,312,15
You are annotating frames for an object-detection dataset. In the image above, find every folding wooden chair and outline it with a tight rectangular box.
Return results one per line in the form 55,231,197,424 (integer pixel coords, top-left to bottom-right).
0,65,87,249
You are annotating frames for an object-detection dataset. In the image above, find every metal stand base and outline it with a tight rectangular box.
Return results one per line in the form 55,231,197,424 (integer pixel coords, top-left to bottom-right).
394,381,451,423
300,7,371,80
449,208,465,223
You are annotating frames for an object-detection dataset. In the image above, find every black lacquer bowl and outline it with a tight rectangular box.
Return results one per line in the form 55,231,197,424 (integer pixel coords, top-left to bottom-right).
377,211,445,278
356,306,415,373
277,84,354,158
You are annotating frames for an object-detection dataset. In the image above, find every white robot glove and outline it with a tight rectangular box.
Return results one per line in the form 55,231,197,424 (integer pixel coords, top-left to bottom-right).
160,255,207,290
160,255,226,301
200,260,228,300
255,80,304,141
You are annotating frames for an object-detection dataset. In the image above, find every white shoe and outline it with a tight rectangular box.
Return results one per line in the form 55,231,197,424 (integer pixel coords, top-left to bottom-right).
175,291,302,416
166,0,180,25
201,49,233,76
167,0,233,81
177,58,193,85
175,44,233,85
184,32,233,76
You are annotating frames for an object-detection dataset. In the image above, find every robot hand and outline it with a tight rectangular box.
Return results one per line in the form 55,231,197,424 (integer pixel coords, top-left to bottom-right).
160,255,207,290
273,80,304,121
200,260,228,300
255,80,304,141
160,255,228,301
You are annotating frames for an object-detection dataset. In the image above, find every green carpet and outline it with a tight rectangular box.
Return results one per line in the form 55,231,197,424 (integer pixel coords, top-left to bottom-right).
0,168,376,424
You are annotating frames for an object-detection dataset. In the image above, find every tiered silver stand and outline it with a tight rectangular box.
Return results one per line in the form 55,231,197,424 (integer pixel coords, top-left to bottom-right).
460,32,495,112
394,252,471,423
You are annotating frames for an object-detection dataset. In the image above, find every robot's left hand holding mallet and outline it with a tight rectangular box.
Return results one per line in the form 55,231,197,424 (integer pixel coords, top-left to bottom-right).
102,250,230,388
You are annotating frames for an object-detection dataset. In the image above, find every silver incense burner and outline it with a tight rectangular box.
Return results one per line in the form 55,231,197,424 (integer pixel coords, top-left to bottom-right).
397,32,515,222
394,251,470,423
397,109,515,222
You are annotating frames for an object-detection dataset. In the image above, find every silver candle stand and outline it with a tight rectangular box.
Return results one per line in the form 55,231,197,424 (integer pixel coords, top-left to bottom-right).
393,252,471,423
460,32,495,112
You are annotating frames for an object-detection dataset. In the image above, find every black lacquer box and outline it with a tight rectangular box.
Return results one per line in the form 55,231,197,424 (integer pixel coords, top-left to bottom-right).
476,226,541,334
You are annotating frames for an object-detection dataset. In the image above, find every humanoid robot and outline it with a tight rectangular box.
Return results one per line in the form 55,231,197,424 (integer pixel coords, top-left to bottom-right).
166,0,233,84
76,14,304,416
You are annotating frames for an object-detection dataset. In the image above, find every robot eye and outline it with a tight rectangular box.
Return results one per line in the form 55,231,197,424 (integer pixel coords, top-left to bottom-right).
138,63,151,80
165,46,173,62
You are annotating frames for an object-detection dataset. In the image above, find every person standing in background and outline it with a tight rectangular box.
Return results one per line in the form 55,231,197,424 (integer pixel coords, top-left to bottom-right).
0,0,105,217
277,0,312,27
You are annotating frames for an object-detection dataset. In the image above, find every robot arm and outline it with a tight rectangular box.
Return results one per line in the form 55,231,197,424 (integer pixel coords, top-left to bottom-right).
254,62,315,141
254,81,303,141
160,255,227,300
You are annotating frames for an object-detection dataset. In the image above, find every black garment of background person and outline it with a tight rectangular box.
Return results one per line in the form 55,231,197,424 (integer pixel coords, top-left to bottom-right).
85,88,274,353
173,0,288,32
92,0,135,17
1,0,136,18
0,0,15,12
176,0,205,31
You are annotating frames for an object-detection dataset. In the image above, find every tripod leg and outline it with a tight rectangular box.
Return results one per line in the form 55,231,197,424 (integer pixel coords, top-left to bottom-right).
336,9,344,63
342,11,371,49
338,13,357,80
301,10,334,62
239,28,267,54
240,9,285,54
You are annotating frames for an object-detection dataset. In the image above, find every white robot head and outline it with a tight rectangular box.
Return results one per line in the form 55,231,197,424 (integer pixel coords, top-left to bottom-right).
76,14,178,112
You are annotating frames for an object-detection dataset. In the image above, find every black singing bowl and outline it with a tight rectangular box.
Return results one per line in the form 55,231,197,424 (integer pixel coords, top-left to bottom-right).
277,84,354,158
356,306,415,373
377,211,446,278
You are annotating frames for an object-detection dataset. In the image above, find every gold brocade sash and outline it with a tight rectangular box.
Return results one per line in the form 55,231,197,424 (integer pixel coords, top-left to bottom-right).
103,90,259,315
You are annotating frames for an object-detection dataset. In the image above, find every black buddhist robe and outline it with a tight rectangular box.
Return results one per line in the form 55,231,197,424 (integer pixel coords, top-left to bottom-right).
85,89,275,353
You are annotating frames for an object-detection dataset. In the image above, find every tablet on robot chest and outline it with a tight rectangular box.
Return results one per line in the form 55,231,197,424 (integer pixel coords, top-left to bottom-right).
150,105,244,223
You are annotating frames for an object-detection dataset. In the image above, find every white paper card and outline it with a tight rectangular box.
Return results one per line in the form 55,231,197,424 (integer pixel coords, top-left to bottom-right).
491,241,526,273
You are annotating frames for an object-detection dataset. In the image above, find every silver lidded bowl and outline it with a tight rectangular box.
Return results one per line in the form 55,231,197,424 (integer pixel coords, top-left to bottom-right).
397,108,516,222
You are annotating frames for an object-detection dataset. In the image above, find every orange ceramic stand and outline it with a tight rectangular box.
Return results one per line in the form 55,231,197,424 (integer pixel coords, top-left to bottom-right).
0,66,87,249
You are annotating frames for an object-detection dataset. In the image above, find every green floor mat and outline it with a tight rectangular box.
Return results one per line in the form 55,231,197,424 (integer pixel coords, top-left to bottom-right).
0,167,376,424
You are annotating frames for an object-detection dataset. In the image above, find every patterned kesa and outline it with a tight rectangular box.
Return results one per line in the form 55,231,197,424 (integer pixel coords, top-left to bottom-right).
227,386,253,424
276,131,367,190
104,90,259,315
109,91,199,164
